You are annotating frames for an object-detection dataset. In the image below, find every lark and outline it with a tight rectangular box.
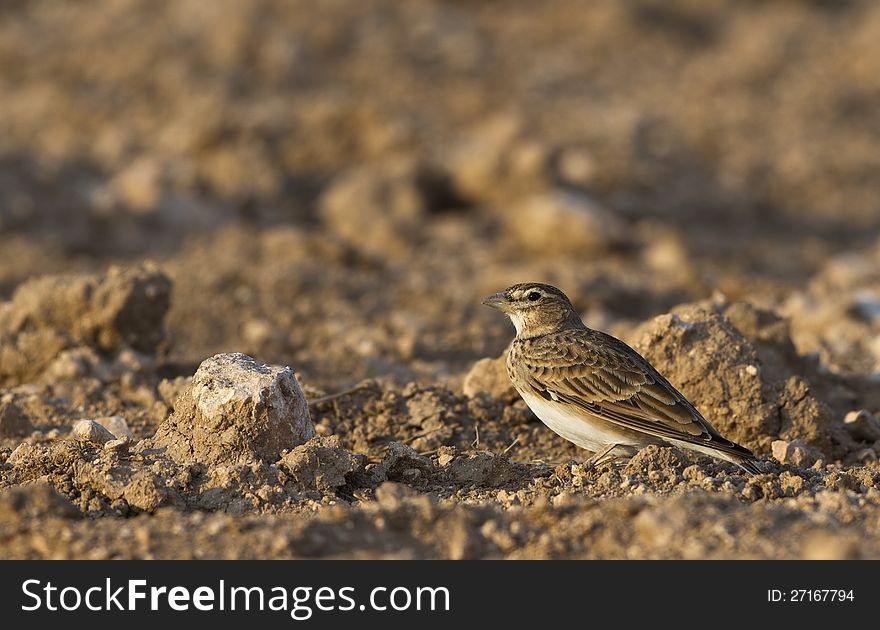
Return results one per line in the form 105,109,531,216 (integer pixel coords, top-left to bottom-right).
484,282,761,474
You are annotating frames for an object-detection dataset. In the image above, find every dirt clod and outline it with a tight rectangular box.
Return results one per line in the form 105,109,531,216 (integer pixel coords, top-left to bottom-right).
371,442,438,487
505,191,628,256
0,264,170,386
280,436,366,493
149,353,314,466
631,301,834,454
442,450,523,487
318,160,449,258
462,352,517,401
0,396,32,437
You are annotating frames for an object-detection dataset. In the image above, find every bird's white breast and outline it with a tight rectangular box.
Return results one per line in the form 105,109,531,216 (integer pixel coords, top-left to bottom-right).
519,390,641,453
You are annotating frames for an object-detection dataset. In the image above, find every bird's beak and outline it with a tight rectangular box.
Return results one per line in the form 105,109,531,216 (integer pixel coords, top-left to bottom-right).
482,292,509,312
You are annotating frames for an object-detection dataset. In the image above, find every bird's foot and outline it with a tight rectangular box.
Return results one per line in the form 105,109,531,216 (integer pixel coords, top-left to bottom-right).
582,443,620,470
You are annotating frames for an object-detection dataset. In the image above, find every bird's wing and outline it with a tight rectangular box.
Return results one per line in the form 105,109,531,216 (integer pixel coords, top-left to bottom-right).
516,329,754,459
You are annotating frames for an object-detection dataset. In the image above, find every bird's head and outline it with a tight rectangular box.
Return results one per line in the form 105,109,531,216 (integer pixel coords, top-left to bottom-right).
483,283,581,337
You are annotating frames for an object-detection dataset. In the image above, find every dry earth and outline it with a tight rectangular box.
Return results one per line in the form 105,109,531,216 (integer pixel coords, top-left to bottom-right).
2,0,880,559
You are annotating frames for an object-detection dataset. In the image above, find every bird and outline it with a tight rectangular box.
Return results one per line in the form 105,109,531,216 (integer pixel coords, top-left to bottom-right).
483,282,761,474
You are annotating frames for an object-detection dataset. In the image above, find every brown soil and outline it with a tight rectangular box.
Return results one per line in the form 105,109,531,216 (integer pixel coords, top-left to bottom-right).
2,0,880,559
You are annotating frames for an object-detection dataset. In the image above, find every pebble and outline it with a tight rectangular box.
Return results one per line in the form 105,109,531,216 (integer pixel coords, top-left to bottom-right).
104,436,131,452
843,410,880,442
72,419,116,445
771,439,823,468
94,415,133,440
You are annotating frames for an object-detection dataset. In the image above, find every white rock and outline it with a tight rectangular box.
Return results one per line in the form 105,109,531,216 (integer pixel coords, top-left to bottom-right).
72,419,116,445
151,352,315,465
95,415,133,440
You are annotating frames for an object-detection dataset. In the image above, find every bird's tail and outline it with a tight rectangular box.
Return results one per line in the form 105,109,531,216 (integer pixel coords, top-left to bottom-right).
731,455,763,476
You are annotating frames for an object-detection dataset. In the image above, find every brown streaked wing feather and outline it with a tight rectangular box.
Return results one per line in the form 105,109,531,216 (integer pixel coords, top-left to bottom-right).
514,329,745,452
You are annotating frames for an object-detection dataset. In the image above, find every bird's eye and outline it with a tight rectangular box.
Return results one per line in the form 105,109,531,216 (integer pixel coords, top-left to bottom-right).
527,292,541,301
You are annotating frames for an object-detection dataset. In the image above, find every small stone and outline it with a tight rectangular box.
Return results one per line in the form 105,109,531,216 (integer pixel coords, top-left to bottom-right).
436,446,456,467
553,146,596,187
95,415,132,440
778,471,806,494
552,491,577,507
314,423,332,437
843,410,880,442
852,294,880,324
72,419,116,445
104,436,131,452
771,439,823,468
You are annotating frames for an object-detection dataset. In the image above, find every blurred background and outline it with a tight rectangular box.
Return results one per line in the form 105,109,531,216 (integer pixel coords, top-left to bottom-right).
2,0,879,388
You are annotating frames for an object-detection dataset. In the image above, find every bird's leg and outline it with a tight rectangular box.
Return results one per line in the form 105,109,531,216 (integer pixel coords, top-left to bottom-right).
582,443,618,470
